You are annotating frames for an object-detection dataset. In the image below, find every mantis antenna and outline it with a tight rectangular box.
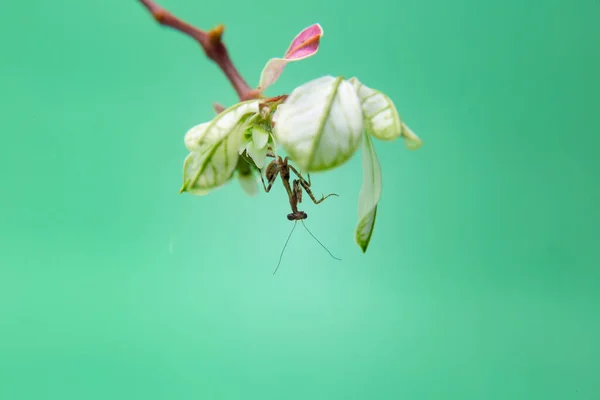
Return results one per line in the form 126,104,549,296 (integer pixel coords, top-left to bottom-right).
273,221,298,275
273,220,342,275
300,220,342,261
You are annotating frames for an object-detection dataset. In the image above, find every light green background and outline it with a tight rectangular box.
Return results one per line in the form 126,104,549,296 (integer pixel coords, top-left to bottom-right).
1,0,599,398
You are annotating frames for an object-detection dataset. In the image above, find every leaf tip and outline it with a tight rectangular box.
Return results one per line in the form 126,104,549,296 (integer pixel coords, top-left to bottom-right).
179,180,189,194
359,241,369,253
401,123,423,150
355,206,378,254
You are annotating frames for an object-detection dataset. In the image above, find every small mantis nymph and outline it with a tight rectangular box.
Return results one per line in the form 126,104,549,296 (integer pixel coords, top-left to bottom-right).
258,152,341,274
260,153,337,221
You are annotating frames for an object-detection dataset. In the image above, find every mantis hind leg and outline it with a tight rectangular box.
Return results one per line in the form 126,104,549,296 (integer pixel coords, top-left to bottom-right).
300,181,338,205
288,165,338,205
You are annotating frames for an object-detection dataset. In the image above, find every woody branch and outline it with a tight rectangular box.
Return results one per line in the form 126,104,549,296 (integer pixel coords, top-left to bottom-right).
138,0,259,101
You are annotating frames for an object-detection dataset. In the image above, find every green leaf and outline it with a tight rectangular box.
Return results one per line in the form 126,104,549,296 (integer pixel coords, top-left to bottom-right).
349,77,402,141
355,132,382,253
180,101,260,195
273,76,364,172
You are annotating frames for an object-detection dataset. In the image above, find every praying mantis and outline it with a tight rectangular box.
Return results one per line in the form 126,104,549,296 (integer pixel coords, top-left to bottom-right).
264,153,342,274
260,152,337,222
240,147,341,274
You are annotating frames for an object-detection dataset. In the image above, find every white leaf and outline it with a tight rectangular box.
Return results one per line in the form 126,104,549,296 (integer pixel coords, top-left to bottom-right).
273,76,364,172
237,125,271,169
349,77,402,141
184,122,210,152
180,151,211,195
191,100,260,155
355,132,382,253
180,102,259,195
180,128,241,195
246,140,269,169
252,125,269,149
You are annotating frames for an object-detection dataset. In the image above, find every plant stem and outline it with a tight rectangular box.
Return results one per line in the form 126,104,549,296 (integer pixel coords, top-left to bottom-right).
138,0,260,101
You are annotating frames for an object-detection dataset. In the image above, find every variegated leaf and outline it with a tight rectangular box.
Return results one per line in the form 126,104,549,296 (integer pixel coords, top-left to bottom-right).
349,77,402,141
180,129,241,195
349,77,423,150
184,122,210,152
273,76,364,172
180,102,260,195
186,100,260,155
355,132,382,253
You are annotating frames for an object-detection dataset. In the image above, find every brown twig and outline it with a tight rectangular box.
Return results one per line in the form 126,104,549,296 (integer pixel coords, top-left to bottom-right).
138,0,260,101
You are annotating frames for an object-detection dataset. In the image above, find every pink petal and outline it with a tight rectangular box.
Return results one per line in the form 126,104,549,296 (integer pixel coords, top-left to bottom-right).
258,23,324,92
284,23,323,60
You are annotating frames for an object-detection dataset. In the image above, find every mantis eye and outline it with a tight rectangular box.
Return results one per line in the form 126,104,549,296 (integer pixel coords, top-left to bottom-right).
287,213,296,221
